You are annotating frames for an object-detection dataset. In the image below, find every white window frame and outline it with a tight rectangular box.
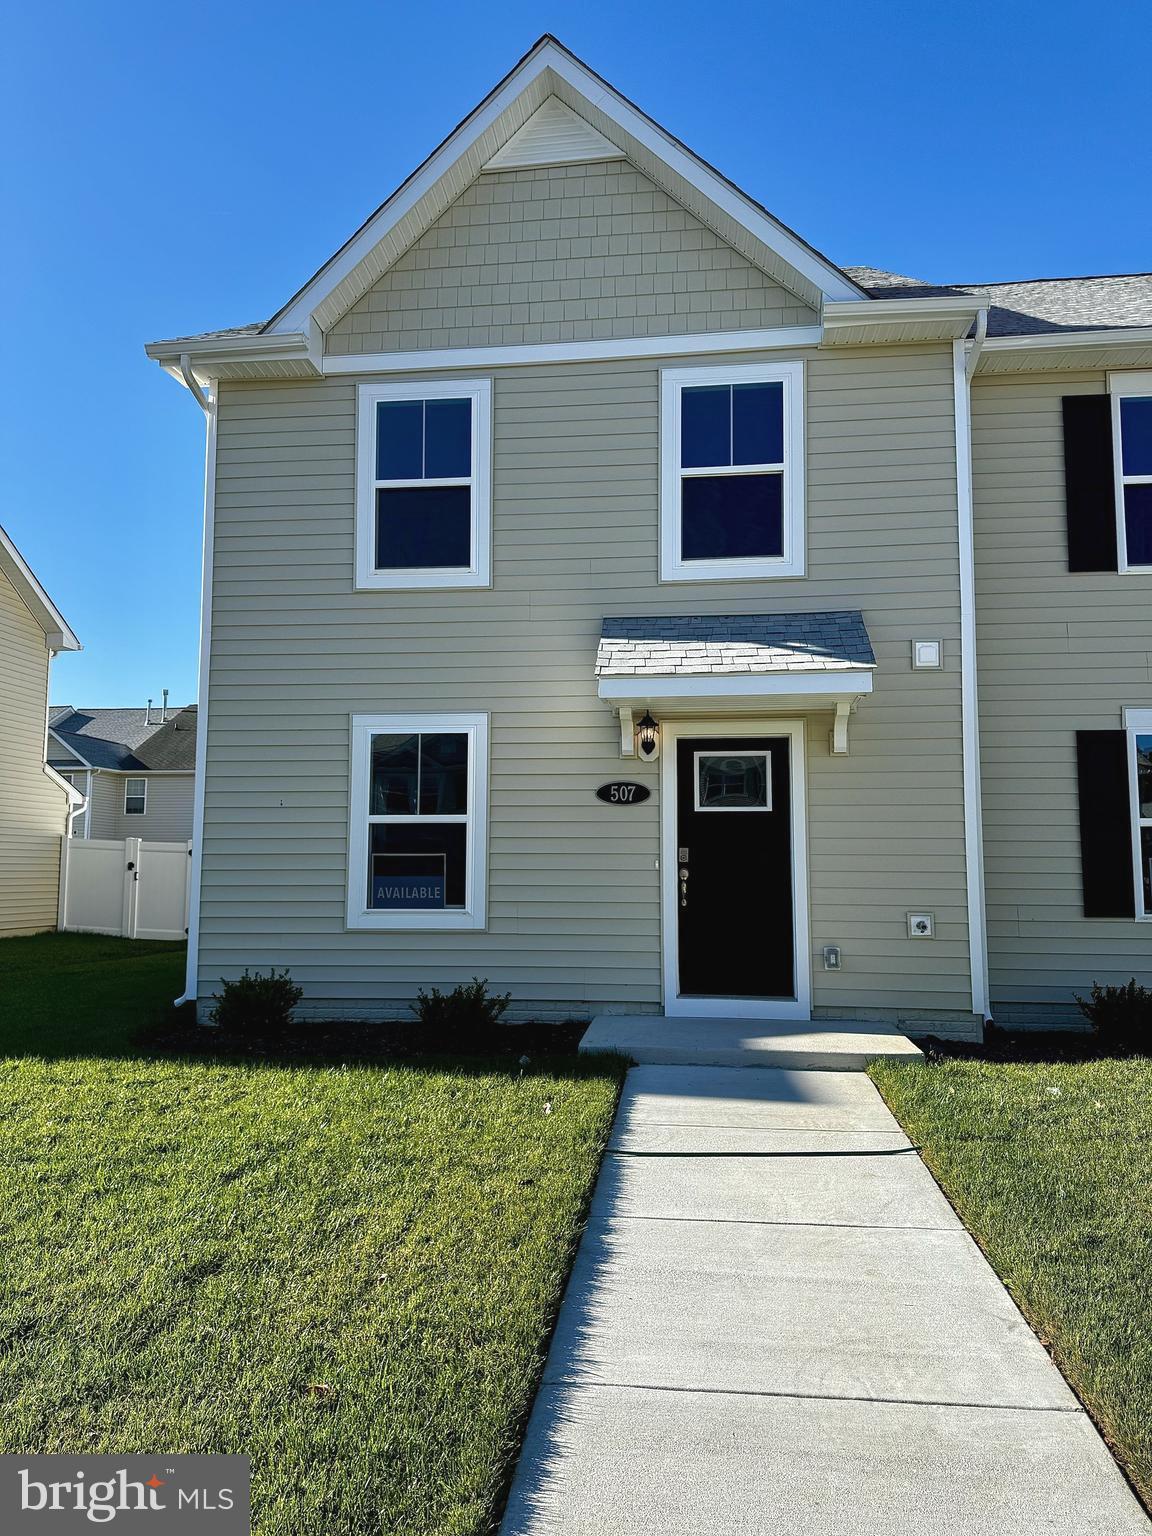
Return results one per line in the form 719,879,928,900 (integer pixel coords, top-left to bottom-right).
660,360,805,582
1109,371,1152,574
124,777,147,816
1124,706,1152,919
692,749,772,812
346,711,488,931
356,379,492,590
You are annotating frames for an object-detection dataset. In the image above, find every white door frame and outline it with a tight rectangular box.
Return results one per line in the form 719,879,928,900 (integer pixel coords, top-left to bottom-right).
660,716,811,1020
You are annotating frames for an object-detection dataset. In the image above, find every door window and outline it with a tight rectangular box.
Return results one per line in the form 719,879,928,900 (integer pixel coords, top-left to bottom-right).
694,751,771,811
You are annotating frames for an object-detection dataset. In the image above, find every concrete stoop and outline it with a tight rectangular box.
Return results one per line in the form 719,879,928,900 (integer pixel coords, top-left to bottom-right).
579,1013,923,1070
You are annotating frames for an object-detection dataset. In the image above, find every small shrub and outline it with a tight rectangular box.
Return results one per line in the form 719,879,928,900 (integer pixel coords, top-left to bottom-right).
208,968,303,1033
412,977,511,1037
1075,978,1152,1048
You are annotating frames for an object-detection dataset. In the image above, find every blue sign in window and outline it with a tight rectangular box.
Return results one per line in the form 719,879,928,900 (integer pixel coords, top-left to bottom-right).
372,873,446,910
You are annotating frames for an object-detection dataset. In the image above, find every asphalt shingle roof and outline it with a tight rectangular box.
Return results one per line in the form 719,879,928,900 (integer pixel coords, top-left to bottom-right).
596,612,876,677
163,267,1152,350
47,706,197,772
843,267,1152,337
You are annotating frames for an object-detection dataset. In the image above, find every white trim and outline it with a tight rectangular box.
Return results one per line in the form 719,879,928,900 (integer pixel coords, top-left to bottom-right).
47,728,94,769
1108,371,1152,574
123,777,148,816
1123,707,1152,921
177,387,217,1006
952,339,990,1020
824,295,984,325
659,361,805,582
692,749,772,812
981,327,1152,354
325,326,823,376
0,523,80,650
598,671,873,703
484,96,622,170
346,712,489,931
355,379,492,590
266,40,860,335
660,717,810,1020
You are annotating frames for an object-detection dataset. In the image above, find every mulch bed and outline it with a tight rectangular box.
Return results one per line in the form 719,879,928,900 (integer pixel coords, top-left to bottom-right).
138,1009,591,1066
911,1022,1146,1065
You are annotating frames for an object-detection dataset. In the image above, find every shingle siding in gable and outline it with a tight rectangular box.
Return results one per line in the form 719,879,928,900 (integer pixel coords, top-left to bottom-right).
324,162,816,355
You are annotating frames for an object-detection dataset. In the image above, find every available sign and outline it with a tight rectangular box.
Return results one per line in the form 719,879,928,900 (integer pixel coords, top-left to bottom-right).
372,873,446,909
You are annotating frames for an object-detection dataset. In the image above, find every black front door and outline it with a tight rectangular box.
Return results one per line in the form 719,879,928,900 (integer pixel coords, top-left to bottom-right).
675,736,794,999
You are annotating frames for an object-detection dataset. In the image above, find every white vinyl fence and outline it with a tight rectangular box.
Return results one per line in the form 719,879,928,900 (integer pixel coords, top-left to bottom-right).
59,837,191,941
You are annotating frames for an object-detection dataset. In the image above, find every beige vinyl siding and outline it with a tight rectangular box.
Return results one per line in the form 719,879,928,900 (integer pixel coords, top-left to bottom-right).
201,342,972,1024
973,369,1152,1021
325,162,816,356
0,572,67,936
84,771,121,840
85,772,195,843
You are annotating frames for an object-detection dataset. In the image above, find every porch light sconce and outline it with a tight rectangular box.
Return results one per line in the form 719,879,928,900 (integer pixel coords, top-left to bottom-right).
636,711,660,762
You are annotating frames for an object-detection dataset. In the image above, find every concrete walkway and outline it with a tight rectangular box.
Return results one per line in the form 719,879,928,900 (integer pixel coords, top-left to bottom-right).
501,1065,1149,1535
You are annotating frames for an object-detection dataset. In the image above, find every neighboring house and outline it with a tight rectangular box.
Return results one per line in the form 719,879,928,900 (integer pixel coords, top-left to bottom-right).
0,524,82,937
146,36,1152,1033
48,704,197,842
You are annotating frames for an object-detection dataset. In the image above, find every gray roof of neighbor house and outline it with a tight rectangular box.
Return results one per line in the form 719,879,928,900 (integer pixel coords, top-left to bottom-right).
844,267,1152,337
596,613,876,677
48,705,197,772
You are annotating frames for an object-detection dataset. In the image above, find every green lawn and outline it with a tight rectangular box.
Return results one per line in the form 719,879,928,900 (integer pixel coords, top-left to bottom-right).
870,1054,1152,1507
0,933,623,1535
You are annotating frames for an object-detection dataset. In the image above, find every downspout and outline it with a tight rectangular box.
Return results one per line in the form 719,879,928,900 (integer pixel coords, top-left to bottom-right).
173,357,216,1010
953,311,991,1024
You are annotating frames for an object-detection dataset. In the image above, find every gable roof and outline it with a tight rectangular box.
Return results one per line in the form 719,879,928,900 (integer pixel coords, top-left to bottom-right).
48,706,197,772
151,36,862,364
0,524,80,651
845,267,1152,338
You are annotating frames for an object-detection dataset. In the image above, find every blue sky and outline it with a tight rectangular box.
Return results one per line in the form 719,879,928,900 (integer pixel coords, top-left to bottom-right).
3,0,1148,706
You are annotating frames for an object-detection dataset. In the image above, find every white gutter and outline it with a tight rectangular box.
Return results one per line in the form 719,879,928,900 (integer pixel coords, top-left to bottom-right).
953,313,991,1022
980,324,1152,355
173,378,217,1010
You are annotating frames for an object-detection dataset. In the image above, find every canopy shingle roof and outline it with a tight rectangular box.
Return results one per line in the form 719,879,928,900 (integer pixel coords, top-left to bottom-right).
596,613,875,677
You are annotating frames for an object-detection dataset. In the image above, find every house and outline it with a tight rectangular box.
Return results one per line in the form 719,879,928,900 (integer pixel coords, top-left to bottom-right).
146,37,1152,1034
48,702,197,842
0,524,82,937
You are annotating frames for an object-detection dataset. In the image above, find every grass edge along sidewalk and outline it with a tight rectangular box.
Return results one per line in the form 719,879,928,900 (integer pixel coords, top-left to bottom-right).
870,1052,1152,1514
0,932,625,1535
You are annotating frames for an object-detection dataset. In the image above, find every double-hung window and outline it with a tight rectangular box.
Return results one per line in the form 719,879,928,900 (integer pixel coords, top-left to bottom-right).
356,380,492,589
124,778,147,816
1112,374,1152,570
347,713,488,929
1126,709,1152,917
660,361,804,581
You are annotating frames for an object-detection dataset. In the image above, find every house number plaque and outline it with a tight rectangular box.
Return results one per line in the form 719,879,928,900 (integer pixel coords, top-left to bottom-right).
595,781,651,805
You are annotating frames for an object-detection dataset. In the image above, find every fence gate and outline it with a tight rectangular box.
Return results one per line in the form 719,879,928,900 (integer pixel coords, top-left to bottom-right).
59,837,191,941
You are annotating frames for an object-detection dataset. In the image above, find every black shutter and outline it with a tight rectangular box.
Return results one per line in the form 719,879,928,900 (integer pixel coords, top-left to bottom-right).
1063,395,1118,572
1076,730,1136,918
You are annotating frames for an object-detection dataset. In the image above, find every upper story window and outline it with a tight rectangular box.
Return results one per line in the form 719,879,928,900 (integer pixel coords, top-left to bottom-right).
660,362,804,582
1114,380,1152,569
356,380,491,590
346,712,488,930
124,778,147,815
